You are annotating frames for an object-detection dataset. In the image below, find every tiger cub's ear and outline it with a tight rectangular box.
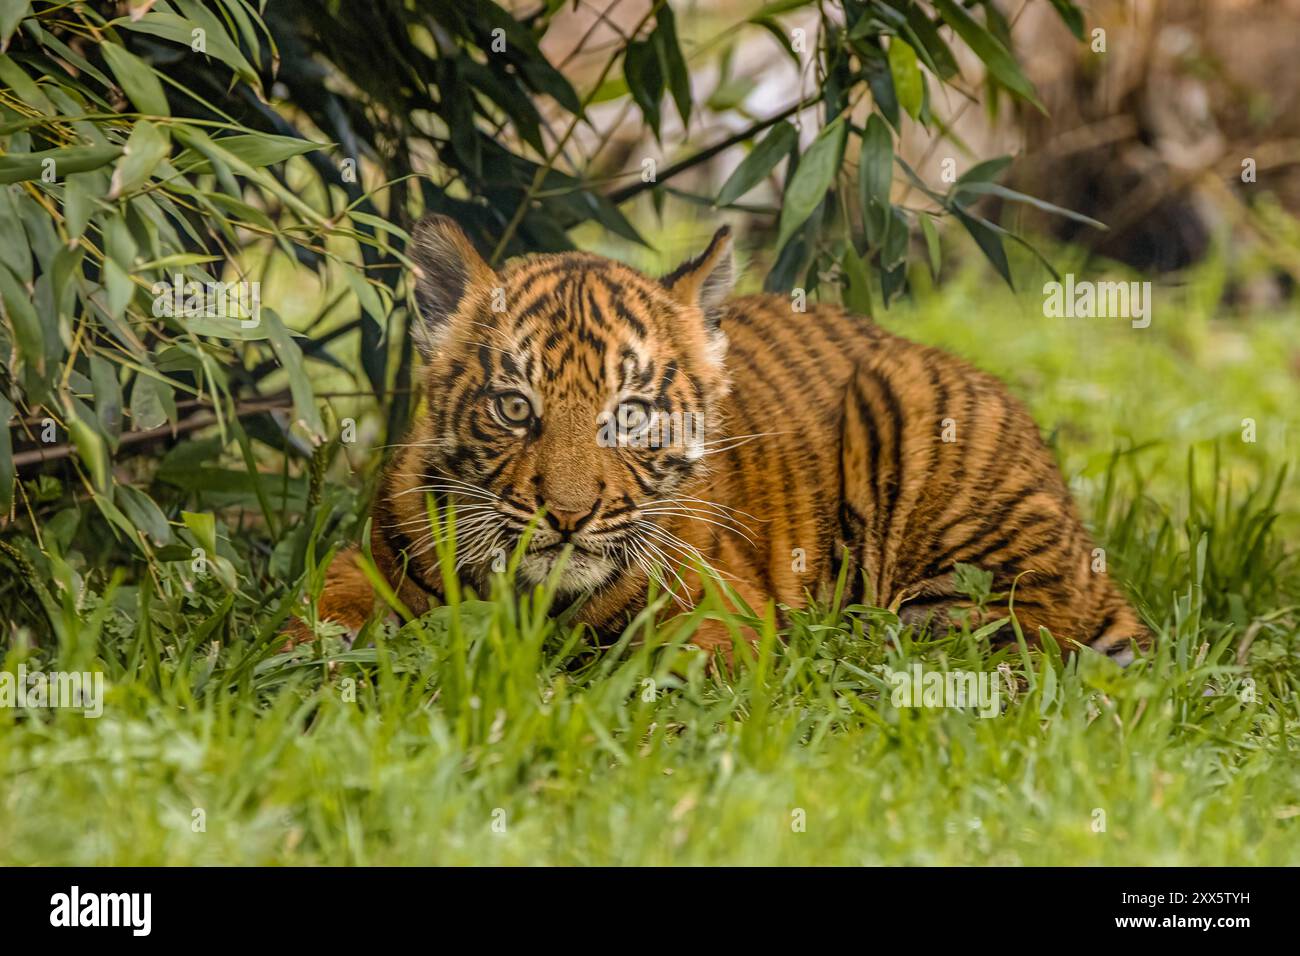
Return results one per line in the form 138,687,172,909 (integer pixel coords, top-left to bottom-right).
662,225,734,332
407,214,496,355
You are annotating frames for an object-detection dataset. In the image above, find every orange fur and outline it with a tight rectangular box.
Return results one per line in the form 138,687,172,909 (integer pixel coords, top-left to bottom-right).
289,217,1147,661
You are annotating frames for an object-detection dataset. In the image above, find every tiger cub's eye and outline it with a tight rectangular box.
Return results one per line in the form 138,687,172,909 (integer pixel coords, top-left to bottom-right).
617,400,653,437
495,392,534,425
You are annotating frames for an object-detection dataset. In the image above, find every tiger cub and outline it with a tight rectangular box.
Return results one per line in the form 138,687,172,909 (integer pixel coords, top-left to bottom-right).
295,216,1147,661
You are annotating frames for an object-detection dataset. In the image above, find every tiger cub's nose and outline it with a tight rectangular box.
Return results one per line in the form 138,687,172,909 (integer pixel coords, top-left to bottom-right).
542,500,600,533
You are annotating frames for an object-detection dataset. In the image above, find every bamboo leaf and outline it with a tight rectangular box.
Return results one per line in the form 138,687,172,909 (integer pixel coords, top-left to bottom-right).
957,155,1013,185
67,407,110,494
182,510,217,555
840,244,873,316
130,372,175,430
652,4,691,128
343,267,387,328
858,113,892,246
63,171,99,239
932,0,1044,112
0,1,29,50
0,145,121,185
173,133,323,173
108,119,170,200
954,180,1108,230
89,354,125,446
101,41,169,116
0,259,42,374
1048,0,1086,41
103,258,135,317
776,118,846,252
0,185,31,282
716,120,796,207
263,307,325,441
952,206,1012,288
905,4,960,80
887,38,923,120
117,10,259,87
624,39,663,138
0,52,48,111
116,484,173,546
919,213,941,279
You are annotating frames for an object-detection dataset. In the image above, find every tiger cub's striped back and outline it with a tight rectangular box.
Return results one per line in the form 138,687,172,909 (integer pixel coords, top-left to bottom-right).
698,294,1145,657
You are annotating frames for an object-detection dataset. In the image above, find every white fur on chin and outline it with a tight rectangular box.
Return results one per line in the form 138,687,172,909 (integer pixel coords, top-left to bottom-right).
516,549,618,596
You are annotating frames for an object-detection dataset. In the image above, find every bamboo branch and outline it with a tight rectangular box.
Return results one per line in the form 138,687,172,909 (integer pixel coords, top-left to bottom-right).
605,84,845,206
10,396,293,471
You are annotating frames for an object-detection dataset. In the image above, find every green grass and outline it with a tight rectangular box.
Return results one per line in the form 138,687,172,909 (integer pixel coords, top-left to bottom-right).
1,260,1298,866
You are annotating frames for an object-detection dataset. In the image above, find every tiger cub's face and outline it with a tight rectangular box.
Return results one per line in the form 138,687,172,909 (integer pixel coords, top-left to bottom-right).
400,216,735,596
